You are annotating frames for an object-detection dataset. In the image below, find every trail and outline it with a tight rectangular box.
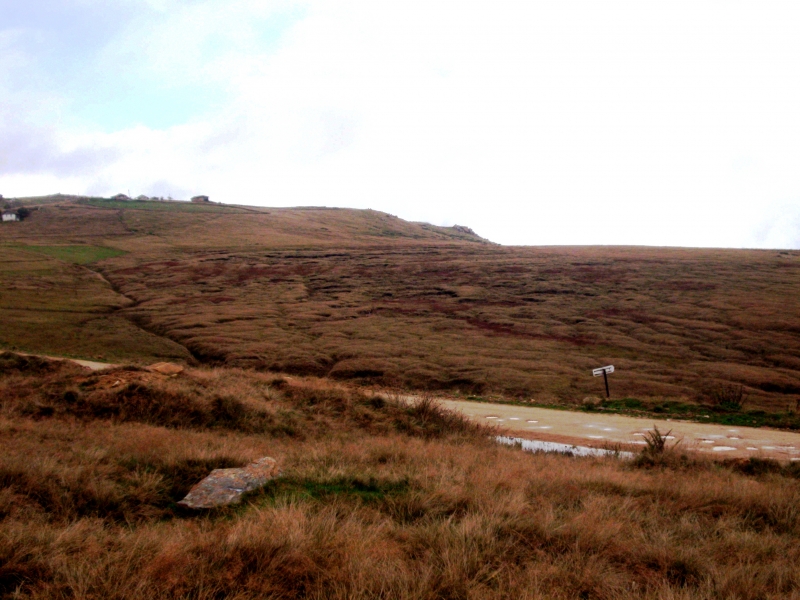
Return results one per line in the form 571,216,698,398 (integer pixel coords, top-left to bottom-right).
439,398,800,462
12,351,117,371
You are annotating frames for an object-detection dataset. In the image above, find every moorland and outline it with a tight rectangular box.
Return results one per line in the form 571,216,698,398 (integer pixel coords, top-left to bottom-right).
2,195,799,420
1,195,800,599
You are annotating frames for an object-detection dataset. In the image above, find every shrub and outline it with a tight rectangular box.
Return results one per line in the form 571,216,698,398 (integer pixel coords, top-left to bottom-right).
710,384,746,411
634,426,680,467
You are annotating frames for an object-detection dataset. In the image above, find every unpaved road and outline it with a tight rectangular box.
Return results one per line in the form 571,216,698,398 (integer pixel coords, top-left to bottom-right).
13,352,117,371
441,399,800,462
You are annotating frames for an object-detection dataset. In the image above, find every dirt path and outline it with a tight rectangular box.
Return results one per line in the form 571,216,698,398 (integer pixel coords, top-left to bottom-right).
14,351,117,371
441,399,800,462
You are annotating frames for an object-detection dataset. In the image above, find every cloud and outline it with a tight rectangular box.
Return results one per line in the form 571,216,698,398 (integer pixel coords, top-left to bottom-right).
1,0,799,248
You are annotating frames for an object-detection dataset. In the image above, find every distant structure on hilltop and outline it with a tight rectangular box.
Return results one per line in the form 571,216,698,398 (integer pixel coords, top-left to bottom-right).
452,225,477,236
191,195,210,203
112,193,131,201
2,210,20,222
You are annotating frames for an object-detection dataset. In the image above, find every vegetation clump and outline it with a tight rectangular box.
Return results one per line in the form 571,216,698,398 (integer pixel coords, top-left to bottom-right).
709,383,746,411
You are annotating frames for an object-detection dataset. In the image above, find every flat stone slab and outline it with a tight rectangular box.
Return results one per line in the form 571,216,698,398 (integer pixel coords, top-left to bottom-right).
146,362,184,375
177,457,280,509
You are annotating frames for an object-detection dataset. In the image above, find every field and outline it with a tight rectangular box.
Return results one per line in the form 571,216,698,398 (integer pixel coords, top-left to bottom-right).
2,353,799,599
1,197,799,420
2,196,800,598
14,245,127,264
80,198,236,213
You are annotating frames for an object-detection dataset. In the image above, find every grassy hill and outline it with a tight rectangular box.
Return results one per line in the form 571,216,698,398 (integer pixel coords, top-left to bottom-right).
1,195,799,421
2,195,800,598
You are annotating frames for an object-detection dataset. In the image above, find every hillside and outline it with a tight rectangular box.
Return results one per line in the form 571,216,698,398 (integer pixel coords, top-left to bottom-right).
1,352,799,599
3,195,800,599
1,195,799,420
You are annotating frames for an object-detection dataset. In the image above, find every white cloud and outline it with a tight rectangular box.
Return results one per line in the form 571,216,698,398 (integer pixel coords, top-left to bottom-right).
1,0,800,248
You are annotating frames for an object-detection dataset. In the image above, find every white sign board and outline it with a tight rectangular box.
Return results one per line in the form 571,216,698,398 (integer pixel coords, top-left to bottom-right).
592,365,615,377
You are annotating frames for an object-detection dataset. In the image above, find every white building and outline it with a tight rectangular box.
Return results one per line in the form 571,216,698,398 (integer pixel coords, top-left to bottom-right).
2,211,19,222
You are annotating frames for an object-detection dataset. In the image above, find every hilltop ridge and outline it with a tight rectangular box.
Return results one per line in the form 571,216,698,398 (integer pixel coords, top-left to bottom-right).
1,194,490,247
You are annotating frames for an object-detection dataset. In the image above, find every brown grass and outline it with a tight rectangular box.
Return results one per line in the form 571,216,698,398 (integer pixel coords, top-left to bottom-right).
106,243,800,414
2,356,800,599
2,199,799,416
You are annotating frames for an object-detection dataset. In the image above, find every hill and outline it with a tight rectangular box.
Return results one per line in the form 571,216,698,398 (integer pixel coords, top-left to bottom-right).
1,195,799,423
2,195,800,599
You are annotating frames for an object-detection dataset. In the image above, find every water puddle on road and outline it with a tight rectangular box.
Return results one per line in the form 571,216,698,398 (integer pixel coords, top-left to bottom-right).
497,436,635,459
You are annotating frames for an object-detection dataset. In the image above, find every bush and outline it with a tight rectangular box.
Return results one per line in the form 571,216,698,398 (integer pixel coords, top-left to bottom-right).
710,384,746,411
634,426,680,467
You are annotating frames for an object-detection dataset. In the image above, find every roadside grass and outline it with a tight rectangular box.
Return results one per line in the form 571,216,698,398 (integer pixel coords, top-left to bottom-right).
579,397,800,430
2,358,800,599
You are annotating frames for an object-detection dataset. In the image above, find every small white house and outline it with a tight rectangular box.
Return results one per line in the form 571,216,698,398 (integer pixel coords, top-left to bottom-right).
2,211,19,222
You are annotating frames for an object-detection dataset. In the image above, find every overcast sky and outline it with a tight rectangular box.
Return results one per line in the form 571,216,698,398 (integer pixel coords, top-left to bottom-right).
2,1,800,248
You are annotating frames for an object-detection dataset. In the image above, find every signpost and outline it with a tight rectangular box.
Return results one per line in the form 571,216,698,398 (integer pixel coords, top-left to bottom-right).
592,365,615,398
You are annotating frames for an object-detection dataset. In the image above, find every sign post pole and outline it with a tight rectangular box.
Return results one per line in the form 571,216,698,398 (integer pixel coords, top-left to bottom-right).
592,365,615,399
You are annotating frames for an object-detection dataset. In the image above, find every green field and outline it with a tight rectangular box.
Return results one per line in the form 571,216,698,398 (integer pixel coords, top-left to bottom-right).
82,198,233,212
18,245,127,264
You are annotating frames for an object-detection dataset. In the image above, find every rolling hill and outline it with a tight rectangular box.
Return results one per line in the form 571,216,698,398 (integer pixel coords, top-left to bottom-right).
3,194,800,599
1,195,799,418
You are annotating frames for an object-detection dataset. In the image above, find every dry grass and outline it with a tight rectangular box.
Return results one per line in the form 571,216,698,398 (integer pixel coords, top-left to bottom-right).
2,356,800,599
3,200,800,598
104,243,800,415
3,199,799,420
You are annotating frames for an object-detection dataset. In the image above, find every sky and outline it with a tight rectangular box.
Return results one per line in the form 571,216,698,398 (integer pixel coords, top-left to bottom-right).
1,1,800,248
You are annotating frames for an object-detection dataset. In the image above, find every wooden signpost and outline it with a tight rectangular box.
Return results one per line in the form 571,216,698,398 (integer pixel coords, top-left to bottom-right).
592,365,615,398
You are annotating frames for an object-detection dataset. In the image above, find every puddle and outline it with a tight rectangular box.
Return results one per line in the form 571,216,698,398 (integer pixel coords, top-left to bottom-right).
587,435,604,439
700,440,715,444
729,437,740,440
497,436,634,459
485,416,499,419
526,420,538,423
747,447,758,451
509,417,520,421
712,446,736,452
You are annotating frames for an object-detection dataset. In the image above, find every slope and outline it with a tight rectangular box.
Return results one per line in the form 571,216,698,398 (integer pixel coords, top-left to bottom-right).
1,195,799,419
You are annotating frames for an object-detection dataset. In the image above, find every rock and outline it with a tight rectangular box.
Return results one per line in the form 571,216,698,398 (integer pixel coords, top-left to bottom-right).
452,225,477,236
581,396,602,407
146,362,184,375
177,457,280,509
